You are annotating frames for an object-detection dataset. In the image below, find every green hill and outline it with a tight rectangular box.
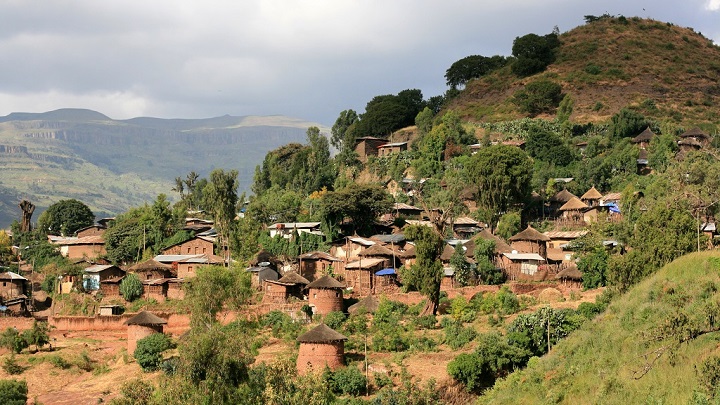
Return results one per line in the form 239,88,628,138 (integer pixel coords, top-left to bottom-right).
450,17,720,127
0,109,329,227
479,251,720,404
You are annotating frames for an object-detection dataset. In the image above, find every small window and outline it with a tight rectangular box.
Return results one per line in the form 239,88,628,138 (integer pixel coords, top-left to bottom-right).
188,266,193,272
187,247,191,253
147,274,152,280
203,247,206,253
313,293,317,298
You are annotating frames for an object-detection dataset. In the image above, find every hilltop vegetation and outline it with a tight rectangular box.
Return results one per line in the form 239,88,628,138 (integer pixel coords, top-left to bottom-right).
479,252,720,403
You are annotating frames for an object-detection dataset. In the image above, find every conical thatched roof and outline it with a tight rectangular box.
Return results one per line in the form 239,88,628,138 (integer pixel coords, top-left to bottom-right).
358,244,396,257
297,323,347,343
550,189,577,203
632,127,656,143
125,311,167,326
439,244,456,261
348,295,380,314
306,275,344,289
555,264,583,281
397,245,416,259
466,229,513,255
559,197,589,212
128,259,172,272
278,271,310,285
581,186,602,201
680,127,710,139
509,226,550,242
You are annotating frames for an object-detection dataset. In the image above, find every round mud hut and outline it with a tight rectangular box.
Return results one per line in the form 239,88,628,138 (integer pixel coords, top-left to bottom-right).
296,323,348,374
125,310,167,354
306,275,345,315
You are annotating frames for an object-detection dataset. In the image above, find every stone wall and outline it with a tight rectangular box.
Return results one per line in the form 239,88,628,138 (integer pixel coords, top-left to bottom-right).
309,288,343,315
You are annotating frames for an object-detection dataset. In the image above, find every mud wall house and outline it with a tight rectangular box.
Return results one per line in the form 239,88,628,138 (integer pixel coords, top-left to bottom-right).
354,137,387,163
53,235,106,260
580,186,603,208
142,279,169,302
162,236,215,256
391,202,424,220
262,271,309,304
508,226,550,259
555,264,583,289
680,127,711,147
557,197,589,223
502,252,547,281
269,222,323,239
166,254,225,279
296,324,348,374
307,275,344,315
343,258,384,296
452,216,481,239
440,267,457,291
357,244,400,270
166,279,185,300
373,268,401,294
128,259,174,282
298,251,343,282
99,276,124,298
75,224,107,238
0,271,27,299
82,264,125,291
548,189,578,217
330,236,376,268
377,141,408,157
631,127,656,149
462,229,513,271
543,230,588,263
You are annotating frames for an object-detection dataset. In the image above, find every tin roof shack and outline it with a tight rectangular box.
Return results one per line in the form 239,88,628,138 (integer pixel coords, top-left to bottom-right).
269,222,323,239
246,264,279,289
100,276,124,298
503,252,548,281
307,275,344,315
75,224,107,238
125,311,167,354
330,236,376,265
298,251,343,282
168,254,225,279
358,244,400,270
440,267,457,291
52,235,106,260
83,264,125,291
0,271,27,300
344,258,385,296
373,268,401,294
377,141,408,157
555,263,583,289
262,271,309,304
543,230,588,263
509,226,549,259
162,236,215,256
297,324,348,374
452,216,482,239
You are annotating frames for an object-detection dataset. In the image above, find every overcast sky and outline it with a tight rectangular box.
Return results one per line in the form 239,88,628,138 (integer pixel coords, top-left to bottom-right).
0,1,718,126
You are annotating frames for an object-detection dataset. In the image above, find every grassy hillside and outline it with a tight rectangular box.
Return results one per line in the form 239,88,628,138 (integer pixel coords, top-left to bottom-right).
479,251,720,404
451,17,720,127
0,109,328,227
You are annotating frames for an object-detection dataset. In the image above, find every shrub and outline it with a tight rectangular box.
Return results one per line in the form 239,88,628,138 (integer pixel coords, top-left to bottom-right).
0,328,28,354
134,333,173,371
442,319,477,350
0,379,27,405
263,310,302,341
2,355,24,375
75,350,94,372
327,366,367,396
120,273,143,302
46,354,71,369
513,80,563,116
324,311,346,330
411,314,437,330
576,302,605,319
22,320,50,352
109,378,155,405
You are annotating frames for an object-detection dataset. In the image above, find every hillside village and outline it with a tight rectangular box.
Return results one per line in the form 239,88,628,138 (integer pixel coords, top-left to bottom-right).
2,15,720,404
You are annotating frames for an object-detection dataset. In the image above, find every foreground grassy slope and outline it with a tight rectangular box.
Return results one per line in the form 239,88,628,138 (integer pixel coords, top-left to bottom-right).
451,17,720,127
479,251,720,404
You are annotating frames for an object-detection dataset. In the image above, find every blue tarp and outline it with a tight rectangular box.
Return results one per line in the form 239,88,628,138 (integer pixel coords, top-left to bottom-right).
605,202,621,213
375,268,396,276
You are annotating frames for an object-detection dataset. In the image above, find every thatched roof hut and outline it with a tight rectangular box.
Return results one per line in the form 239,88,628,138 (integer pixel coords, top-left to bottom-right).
278,271,310,285
306,275,344,289
581,186,603,202
559,197,589,212
297,323,348,343
550,189,577,204
680,127,710,140
348,295,380,314
632,127,656,144
125,311,167,353
296,324,348,374
125,311,168,326
555,264,583,281
128,259,172,272
509,226,550,242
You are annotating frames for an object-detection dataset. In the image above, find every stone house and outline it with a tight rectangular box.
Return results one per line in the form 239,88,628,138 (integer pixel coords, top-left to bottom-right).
298,251,343,282
162,236,215,256
377,141,408,157
0,271,27,299
307,275,344,315
296,324,348,374
354,137,387,163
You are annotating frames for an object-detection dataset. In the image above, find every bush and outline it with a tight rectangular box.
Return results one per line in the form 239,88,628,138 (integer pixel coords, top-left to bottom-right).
327,366,367,396
134,333,173,371
576,302,605,319
513,80,563,115
0,379,27,405
120,273,143,302
442,319,477,350
2,355,24,375
263,310,302,341
0,328,28,354
324,311,346,330
411,314,437,330
22,320,50,351
46,354,71,369
109,378,155,405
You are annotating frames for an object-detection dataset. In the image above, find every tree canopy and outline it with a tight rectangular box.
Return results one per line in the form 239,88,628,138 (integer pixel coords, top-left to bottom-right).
37,199,94,236
445,55,510,89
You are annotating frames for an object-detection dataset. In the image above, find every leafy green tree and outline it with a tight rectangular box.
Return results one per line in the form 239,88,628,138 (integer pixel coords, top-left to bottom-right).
467,145,533,228
403,225,445,315
511,32,560,76
507,306,583,356
413,111,475,178
120,273,143,302
415,107,434,136
0,379,27,405
184,265,253,328
450,243,474,287
578,247,609,289
647,132,678,172
37,199,94,236
134,333,174,371
513,80,563,116
0,328,28,354
474,239,505,285
609,108,648,138
203,169,239,263
21,321,50,352
318,184,392,238
445,55,510,89
556,94,574,123
326,366,367,396
354,89,426,138
524,126,574,165
331,109,360,168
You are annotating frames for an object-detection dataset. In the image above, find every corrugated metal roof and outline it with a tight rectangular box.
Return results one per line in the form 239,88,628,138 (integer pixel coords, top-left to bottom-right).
543,230,588,239
503,252,545,261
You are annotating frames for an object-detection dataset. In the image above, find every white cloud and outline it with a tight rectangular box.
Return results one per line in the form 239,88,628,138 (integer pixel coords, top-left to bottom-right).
706,0,720,11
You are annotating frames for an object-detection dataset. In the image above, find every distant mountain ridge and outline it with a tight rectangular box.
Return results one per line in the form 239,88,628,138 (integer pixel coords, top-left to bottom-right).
0,108,329,228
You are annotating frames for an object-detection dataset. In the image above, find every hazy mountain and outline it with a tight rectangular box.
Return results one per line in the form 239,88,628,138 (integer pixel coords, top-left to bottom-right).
0,108,329,227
